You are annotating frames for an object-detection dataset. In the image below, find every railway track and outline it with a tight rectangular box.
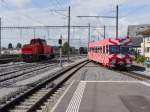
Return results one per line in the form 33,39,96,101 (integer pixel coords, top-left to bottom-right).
0,63,39,76
108,64,149,81
118,70,150,81
0,63,58,87
0,59,88,112
0,62,25,68
0,56,87,87
0,57,20,64
92,62,150,81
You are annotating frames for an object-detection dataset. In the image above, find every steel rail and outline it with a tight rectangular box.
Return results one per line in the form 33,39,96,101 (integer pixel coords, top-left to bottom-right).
0,63,57,83
93,62,150,81
0,59,88,112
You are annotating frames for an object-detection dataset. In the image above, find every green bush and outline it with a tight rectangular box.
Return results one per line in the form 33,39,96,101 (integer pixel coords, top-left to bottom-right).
135,55,146,64
147,64,150,68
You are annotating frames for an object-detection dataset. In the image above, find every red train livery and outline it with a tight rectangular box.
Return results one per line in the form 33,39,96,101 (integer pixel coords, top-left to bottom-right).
88,38,132,68
21,38,54,62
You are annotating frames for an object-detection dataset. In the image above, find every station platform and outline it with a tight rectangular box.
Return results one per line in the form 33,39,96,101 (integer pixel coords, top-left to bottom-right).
52,81,150,112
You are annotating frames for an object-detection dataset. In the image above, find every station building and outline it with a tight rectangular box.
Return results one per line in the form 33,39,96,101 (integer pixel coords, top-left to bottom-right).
140,29,150,60
128,24,150,60
127,25,150,47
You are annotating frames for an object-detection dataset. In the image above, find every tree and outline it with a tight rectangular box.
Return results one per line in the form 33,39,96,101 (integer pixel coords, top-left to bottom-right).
2,47,6,50
62,42,69,55
8,43,13,49
16,43,22,49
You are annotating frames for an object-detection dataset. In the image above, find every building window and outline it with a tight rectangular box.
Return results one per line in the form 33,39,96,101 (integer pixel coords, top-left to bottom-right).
146,47,150,53
147,37,150,41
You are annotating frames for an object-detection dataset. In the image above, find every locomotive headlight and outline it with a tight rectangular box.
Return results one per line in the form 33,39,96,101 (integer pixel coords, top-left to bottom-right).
126,59,131,64
111,59,116,64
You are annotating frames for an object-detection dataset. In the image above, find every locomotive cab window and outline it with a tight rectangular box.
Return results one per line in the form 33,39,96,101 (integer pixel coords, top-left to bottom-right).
30,39,38,44
41,39,47,45
30,39,46,45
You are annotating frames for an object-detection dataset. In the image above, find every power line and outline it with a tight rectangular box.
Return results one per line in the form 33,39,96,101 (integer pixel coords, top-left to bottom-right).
55,0,64,9
1,25,89,30
54,10,68,17
77,16,116,19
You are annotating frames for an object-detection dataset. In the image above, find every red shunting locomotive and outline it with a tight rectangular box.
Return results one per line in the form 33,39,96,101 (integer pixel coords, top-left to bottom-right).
21,38,54,62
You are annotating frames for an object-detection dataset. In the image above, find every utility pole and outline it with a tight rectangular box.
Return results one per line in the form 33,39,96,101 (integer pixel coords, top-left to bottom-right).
0,18,1,56
143,36,145,58
104,25,106,39
67,6,71,62
88,23,90,51
116,5,119,39
47,29,50,38
33,28,36,39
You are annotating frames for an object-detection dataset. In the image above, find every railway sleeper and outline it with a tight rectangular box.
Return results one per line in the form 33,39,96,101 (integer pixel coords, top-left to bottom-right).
11,105,32,110
24,99,39,102
9,110,27,112
20,102,35,106
32,93,48,97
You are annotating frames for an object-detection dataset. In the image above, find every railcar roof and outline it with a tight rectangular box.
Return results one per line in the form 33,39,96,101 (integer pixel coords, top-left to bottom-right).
89,38,130,47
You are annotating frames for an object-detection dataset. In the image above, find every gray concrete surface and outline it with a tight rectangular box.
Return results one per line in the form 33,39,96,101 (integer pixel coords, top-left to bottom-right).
78,62,135,81
52,62,150,112
54,81,150,112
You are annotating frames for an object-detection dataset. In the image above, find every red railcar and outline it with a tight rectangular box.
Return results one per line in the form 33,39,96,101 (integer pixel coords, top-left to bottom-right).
88,38,132,68
21,38,54,62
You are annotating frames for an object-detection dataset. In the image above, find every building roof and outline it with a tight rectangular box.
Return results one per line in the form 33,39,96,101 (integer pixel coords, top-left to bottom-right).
130,37,142,47
140,29,150,36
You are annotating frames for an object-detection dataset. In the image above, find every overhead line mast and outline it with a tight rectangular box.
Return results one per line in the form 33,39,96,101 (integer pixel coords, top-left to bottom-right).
67,6,71,62
116,5,119,39
77,5,119,39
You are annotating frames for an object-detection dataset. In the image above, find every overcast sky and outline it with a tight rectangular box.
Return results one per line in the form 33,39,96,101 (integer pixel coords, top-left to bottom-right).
0,0,150,48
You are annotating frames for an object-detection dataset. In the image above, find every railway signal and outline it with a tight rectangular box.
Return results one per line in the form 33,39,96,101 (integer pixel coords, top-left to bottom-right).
59,35,63,67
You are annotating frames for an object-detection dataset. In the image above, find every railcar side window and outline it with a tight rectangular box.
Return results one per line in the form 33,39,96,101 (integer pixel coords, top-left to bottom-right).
95,47,97,53
106,45,109,53
90,48,92,52
103,46,105,53
92,47,94,52
100,46,102,53
98,47,101,53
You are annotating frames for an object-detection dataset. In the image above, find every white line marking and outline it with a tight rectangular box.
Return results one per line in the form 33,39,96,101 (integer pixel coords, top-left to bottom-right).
139,81,150,86
51,80,75,112
66,81,86,112
80,81,142,83
81,80,150,87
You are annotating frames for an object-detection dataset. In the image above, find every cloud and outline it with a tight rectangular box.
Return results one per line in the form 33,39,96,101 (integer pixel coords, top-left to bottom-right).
3,0,31,8
1,0,150,47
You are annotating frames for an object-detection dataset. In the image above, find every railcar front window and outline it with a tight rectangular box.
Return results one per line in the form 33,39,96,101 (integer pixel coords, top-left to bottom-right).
120,46,130,54
109,45,119,53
